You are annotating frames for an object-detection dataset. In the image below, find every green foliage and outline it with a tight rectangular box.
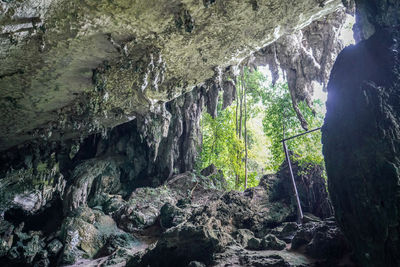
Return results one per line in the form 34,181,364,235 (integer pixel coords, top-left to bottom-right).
199,104,245,190
261,83,324,171
198,68,326,190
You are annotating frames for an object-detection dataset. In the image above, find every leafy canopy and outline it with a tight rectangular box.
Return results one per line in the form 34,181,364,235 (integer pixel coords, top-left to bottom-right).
197,69,325,190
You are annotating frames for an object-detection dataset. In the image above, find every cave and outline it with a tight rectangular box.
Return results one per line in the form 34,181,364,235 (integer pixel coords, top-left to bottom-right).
4,198,63,235
0,0,400,266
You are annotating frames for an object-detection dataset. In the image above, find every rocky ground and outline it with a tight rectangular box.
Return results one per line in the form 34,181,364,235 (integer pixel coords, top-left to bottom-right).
0,159,357,266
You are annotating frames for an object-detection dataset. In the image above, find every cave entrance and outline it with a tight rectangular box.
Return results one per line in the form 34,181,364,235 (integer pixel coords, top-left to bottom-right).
198,68,326,191
4,198,64,235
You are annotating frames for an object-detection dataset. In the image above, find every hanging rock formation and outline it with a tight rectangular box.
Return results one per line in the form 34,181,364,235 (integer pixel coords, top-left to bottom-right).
0,0,343,151
248,9,347,130
0,0,367,266
322,1,400,266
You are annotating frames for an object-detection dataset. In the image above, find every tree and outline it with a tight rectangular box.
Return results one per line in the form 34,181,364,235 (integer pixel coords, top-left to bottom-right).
198,68,325,190
261,83,324,171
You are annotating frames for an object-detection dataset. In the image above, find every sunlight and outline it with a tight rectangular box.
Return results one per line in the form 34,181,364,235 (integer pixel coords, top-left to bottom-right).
258,13,356,114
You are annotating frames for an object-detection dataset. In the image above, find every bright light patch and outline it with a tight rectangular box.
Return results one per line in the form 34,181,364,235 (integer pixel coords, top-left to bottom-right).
258,13,355,115
339,14,356,47
312,82,327,102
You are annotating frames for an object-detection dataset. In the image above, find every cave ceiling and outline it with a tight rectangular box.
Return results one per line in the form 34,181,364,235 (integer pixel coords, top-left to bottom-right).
0,0,343,151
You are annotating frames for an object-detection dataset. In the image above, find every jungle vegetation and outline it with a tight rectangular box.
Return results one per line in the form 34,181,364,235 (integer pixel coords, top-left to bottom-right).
197,68,325,190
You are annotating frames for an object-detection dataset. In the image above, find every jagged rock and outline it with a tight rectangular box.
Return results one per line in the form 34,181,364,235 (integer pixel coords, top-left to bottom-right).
305,221,349,260
6,230,46,265
60,207,127,264
105,172,223,233
96,233,137,258
268,159,333,220
269,222,300,244
130,173,304,266
213,245,312,267
248,9,347,130
322,25,400,266
160,203,187,229
291,219,351,263
291,222,319,250
0,160,66,216
233,229,255,247
262,234,287,251
47,239,63,256
0,0,342,151
137,224,229,267
63,158,121,213
114,186,176,231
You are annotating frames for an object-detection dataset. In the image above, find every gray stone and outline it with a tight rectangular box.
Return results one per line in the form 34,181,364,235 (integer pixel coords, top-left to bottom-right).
47,239,63,256
247,237,262,250
261,234,286,250
0,0,342,151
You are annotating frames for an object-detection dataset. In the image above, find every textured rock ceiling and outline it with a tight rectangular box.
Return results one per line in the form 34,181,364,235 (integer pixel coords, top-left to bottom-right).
0,0,342,150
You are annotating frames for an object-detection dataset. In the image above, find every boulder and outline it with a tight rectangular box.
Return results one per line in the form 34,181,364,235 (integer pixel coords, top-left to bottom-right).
160,203,187,229
291,220,351,262
262,234,287,250
269,160,333,220
60,207,128,264
137,224,228,267
233,229,255,247
247,237,262,250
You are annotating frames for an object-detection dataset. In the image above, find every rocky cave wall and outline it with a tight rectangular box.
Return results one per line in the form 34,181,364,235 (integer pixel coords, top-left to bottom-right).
0,0,343,151
247,9,347,130
322,0,400,266
0,3,350,217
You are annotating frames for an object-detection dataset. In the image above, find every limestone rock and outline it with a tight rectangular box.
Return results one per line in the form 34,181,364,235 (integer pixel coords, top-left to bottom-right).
269,222,300,244
0,0,342,151
47,239,63,256
322,26,400,266
268,159,333,220
262,234,287,251
160,202,187,229
291,220,351,262
60,207,127,264
247,237,262,250
63,158,121,213
248,9,347,130
233,229,255,247
0,161,66,215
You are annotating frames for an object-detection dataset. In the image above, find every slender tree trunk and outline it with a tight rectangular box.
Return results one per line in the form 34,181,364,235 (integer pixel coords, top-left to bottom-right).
210,123,216,166
235,79,239,135
239,76,243,139
235,84,239,188
244,71,248,189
